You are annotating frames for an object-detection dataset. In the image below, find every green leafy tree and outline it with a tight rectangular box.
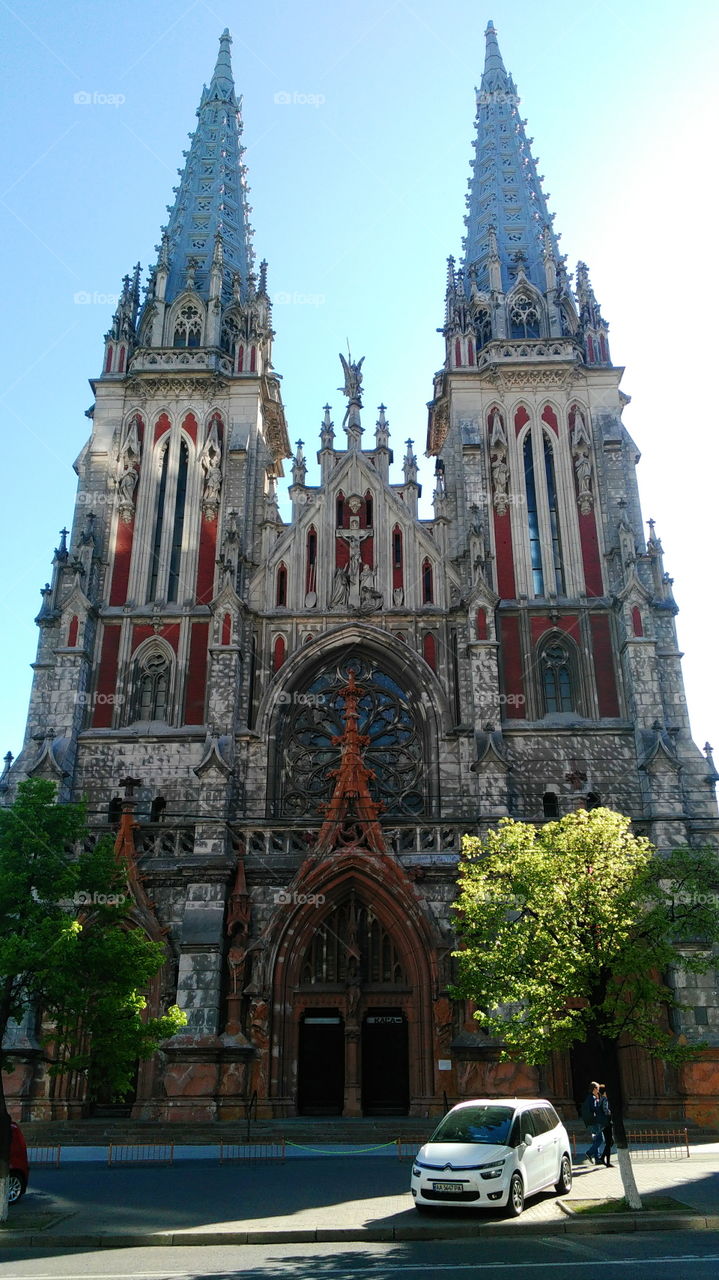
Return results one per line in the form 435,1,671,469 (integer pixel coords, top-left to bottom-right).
452,807,719,1209
0,779,185,1219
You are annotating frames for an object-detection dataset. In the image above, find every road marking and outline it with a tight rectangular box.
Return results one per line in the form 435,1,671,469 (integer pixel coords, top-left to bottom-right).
4,1257,719,1279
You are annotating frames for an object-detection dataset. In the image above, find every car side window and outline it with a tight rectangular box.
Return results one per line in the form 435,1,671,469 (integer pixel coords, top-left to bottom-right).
530,1107,550,1136
520,1109,537,1138
508,1115,521,1148
544,1105,560,1130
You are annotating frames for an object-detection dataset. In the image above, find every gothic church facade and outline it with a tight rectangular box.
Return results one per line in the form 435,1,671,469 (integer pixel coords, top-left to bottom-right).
3,24,718,1123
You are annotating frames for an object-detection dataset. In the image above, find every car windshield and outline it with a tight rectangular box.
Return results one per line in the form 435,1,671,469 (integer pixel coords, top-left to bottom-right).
430,1105,514,1145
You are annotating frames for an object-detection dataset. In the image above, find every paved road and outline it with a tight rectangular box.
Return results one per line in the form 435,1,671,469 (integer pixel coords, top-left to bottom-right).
6,1153,719,1238
2,1233,719,1278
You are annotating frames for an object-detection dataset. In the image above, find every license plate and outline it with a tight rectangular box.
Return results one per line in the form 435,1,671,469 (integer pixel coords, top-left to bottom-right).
432,1181,460,1192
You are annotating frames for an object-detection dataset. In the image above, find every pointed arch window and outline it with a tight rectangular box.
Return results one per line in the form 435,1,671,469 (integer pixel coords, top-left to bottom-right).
167,440,189,602
336,492,346,527
276,563,288,607
542,791,560,819
220,312,240,355
306,527,317,598
135,647,173,722
543,436,565,595
300,900,406,986
524,435,544,596
510,293,541,339
475,308,492,351
148,442,170,601
173,303,202,348
540,638,574,714
422,558,434,604
392,525,404,593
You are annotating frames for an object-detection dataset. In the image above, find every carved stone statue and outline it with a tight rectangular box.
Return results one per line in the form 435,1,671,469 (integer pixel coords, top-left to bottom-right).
116,415,142,522
571,407,594,514
118,466,138,505
330,565,350,608
359,563,383,611
491,455,510,514
200,417,223,520
338,353,364,406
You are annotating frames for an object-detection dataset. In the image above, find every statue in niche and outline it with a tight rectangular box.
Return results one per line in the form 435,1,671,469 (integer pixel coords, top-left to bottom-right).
200,417,223,520
571,407,594,515
118,466,138,506
488,408,510,515
359,564,383,611
330,565,350,609
116,415,142,522
491,455,510,513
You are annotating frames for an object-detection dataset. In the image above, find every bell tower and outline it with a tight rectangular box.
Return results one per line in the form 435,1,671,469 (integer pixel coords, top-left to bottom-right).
427,19,717,853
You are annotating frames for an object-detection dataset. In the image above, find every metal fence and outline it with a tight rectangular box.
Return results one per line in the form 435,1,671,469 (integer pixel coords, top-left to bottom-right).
27,1145,62,1167
570,1128,690,1160
219,1141,286,1163
107,1143,175,1165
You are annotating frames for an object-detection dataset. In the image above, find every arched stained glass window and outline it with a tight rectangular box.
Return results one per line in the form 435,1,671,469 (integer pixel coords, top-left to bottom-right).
276,657,425,818
167,440,188,602
524,435,544,596
510,293,540,339
301,899,406,985
541,639,574,714
136,649,172,722
543,435,565,595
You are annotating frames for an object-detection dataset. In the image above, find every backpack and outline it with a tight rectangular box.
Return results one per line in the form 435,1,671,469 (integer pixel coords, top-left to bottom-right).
581,1094,596,1127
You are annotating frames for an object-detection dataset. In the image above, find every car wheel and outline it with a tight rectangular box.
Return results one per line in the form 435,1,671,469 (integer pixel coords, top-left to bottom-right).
507,1172,524,1217
8,1171,26,1204
555,1153,572,1195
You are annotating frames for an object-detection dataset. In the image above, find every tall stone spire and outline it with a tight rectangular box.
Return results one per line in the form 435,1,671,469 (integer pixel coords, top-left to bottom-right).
160,29,254,306
463,20,560,294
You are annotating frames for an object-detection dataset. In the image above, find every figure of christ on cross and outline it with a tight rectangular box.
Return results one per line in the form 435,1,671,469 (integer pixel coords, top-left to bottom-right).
333,522,373,610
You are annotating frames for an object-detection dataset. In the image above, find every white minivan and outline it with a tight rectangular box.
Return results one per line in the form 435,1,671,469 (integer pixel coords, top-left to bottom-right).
411,1098,572,1217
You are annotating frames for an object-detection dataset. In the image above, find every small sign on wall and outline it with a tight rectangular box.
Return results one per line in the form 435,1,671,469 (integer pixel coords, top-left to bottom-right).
438,1059,452,1071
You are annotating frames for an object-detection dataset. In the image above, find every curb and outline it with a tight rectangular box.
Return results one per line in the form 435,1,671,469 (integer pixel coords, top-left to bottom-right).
3,1214,719,1248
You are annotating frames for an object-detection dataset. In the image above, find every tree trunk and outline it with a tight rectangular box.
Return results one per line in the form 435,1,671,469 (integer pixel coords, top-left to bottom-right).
598,1034,642,1211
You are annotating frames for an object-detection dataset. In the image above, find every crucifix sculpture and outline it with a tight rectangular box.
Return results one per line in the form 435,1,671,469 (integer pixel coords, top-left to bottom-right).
332,494,372,610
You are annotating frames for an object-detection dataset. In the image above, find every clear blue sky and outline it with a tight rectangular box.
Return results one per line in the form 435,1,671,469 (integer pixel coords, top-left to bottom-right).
1,0,717,766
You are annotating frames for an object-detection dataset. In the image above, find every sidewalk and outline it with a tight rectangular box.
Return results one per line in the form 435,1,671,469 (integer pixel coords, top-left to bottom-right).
3,1149,719,1247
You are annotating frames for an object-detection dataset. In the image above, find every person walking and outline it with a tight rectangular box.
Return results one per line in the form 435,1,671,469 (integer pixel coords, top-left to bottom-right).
598,1084,614,1167
581,1081,603,1164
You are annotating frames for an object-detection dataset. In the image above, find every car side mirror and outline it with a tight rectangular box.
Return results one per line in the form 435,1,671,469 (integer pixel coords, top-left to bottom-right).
523,1133,533,1146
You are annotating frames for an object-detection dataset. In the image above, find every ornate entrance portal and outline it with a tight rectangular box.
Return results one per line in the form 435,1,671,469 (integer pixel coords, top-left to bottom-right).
294,897,411,1116
269,667,442,1117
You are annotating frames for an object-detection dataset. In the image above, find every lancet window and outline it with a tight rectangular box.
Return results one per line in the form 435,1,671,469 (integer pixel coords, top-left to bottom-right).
173,303,202,348
523,428,566,598
133,646,173,723
147,439,189,603
475,308,492,351
300,900,406,986
509,293,541,339
540,638,575,714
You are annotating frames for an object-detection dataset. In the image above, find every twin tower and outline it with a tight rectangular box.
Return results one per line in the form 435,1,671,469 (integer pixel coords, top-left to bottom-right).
3,24,717,1123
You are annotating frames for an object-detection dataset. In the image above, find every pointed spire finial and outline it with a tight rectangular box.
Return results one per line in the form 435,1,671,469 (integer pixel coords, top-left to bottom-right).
480,19,510,96
207,28,235,103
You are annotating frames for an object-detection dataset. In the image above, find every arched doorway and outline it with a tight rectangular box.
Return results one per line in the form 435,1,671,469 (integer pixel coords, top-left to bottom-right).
271,869,438,1117
295,894,411,1116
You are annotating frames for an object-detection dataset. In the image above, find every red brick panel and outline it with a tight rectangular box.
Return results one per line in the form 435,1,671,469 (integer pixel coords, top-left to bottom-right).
92,625,121,727
184,622,209,725
590,614,620,717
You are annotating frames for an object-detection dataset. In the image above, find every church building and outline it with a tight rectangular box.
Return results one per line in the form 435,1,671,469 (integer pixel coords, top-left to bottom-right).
3,23,718,1124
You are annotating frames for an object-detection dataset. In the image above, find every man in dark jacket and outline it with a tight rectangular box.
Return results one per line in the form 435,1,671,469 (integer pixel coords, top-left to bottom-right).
581,1081,603,1163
